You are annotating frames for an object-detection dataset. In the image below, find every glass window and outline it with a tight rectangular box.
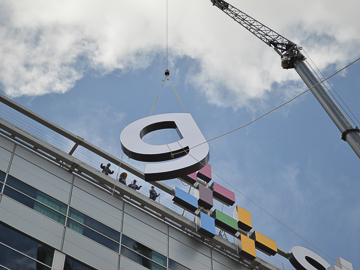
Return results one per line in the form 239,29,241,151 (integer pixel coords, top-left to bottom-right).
0,170,5,183
121,246,166,270
63,256,95,270
121,235,167,267
168,259,190,270
68,208,120,241
67,219,119,252
0,244,51,270
3,187,66,224
4,175,67,224
0,223,54,270
35,192,67,214
5,175,37,198
3,186,36,208
0,171,5,192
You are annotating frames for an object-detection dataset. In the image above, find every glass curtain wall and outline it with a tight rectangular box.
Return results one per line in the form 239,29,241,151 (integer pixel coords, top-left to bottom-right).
0,223,54,270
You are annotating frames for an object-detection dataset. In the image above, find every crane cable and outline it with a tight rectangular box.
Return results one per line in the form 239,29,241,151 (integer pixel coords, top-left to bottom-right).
150,0,186,116
166,0,169,70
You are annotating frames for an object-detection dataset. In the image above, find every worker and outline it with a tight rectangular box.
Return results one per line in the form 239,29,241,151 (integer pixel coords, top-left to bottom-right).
118,172,127,185
149,186,160,201
100,163,114,176
128,180,142,191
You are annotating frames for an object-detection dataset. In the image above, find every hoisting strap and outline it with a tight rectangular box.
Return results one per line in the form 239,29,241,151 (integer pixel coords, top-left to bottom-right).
168,77,186,113
150,75,186,116
150,75,168,116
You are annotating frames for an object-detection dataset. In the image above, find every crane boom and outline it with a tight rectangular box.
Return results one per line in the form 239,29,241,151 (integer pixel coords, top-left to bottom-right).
210,0,304,68
211,0,360,158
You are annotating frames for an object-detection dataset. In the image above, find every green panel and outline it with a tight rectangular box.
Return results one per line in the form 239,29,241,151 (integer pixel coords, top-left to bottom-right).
214,209,238,231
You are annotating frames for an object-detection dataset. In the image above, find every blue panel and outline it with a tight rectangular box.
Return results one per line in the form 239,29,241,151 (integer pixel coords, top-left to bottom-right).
172,187,198,213
198,212,215,238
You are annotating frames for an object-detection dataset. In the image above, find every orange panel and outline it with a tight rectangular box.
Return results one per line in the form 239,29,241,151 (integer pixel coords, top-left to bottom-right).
239,234,256,261
233,206,252,232
252,231,277,256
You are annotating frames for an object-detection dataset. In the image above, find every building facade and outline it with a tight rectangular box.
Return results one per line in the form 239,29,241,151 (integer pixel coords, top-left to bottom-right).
0,95,282,270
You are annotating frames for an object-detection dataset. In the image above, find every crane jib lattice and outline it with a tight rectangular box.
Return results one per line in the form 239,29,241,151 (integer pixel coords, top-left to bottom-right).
211,0,305,68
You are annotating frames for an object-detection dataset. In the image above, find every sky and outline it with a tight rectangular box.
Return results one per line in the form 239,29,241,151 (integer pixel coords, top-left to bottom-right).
0,0,360,269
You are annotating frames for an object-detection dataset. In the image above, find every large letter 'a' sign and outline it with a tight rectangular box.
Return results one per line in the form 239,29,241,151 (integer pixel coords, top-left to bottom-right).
120,113,210,181
290,246,330,270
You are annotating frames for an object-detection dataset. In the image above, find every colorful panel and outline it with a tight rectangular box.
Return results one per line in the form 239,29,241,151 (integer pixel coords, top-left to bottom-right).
250,231,277,256
172,187,198,213
211,209,238,235
197,164,212,183
196,184,213,210
237,234,256,261
233,206,252,232
196,212,216,238
210,182,235,206
181,172,197,185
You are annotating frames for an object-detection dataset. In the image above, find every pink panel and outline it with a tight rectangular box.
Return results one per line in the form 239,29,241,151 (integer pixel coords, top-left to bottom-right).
198,164,212,183
181,172,197,185
211,182,235,206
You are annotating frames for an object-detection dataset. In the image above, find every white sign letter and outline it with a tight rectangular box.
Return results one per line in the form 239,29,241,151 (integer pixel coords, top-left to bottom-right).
289,246,330,270
120,113,210,181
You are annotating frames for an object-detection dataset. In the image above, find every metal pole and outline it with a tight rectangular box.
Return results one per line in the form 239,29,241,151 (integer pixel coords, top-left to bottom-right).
294,60,360,158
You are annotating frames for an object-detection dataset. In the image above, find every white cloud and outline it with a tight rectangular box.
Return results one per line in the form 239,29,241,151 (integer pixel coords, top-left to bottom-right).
1,0,359,109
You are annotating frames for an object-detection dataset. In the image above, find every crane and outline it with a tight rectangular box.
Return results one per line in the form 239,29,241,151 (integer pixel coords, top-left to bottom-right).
210,0,360,159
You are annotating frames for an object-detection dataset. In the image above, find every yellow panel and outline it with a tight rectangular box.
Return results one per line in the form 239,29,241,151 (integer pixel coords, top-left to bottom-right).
239,234,256,261
253,231,277,255
233,206,252,231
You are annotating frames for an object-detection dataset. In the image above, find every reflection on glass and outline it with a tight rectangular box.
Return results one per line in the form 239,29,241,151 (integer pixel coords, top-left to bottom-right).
0,223,54,265
63,256,95,270
67,220,119,252
120,246,166,270
68,208,120,241
0,223,54,268
0,243,51,270
121,235,166,267
168,259,190,270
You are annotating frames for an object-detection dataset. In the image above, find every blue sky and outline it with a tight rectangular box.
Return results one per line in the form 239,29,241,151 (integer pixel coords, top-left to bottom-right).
1,0,360,269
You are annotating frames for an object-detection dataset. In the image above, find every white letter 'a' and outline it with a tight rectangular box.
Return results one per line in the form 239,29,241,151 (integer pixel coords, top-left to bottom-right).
290,246,330,270
120,113,210,181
